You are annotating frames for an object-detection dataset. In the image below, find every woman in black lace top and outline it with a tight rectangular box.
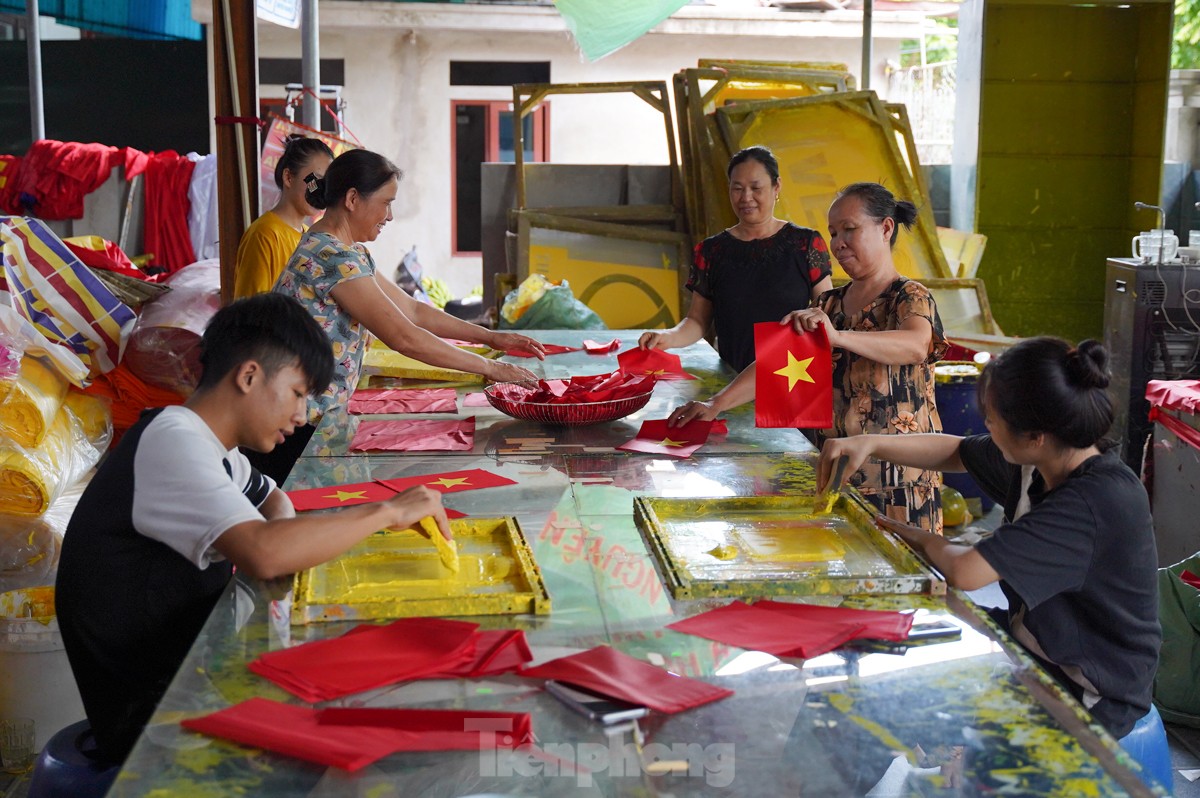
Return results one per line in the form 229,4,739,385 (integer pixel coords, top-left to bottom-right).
637,146,833,371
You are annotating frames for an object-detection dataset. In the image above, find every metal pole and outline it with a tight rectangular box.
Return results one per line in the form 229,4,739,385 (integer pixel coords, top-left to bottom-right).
26,0,44,141
861,0,873,91
301,0,320,129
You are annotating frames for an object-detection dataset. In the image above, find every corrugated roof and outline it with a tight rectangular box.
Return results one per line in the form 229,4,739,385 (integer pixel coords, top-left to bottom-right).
0,0,201,40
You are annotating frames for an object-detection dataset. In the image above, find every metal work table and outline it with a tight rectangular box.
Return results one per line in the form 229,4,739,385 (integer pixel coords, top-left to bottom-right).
108,333,1159,796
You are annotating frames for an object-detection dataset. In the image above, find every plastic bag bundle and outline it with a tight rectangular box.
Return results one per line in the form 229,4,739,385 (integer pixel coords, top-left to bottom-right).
0,355,69,447
499,275,606,331
1154,553,1200,727
500,274,553,325
63,390,112,449
0,305,88,388
123,259,221,395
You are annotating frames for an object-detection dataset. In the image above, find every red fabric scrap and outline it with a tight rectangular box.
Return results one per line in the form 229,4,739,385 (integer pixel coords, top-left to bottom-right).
522,646,733,714
1149,406,1200,453
617,347,696,380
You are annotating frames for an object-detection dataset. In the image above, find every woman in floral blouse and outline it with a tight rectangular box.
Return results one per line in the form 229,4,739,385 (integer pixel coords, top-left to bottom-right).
255,149,543,483
670,182,947,531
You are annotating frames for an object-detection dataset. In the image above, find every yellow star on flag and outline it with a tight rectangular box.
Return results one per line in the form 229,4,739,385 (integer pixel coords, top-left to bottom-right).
429,477,470,489
325,490,367,502
773,351,815,391
658,437,687,447
645,369,667,376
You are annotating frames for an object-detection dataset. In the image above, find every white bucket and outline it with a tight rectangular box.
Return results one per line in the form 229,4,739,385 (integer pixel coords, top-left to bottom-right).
0,586,85,749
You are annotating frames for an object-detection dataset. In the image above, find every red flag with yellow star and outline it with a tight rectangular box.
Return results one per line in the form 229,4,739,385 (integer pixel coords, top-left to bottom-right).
616,347,696,380
377,468,517,495
753,322,832,428
287,481,399,511
616,418,713,458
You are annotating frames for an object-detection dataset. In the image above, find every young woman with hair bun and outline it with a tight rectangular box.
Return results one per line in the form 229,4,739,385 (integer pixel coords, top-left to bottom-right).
233,134,334,299
816,336,1160,740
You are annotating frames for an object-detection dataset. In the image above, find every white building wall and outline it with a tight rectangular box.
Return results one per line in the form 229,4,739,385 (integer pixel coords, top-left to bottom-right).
254,18,907,298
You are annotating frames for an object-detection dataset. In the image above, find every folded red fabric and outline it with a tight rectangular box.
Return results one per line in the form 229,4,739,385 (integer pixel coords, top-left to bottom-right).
182,699,533,772
249,618,480,702
752,599,915,642
349,418,475,452
341,626,534,679
463,391,490,407
583,338,621,354
429,629,533,677
318,707,534,749
181,698,403,772
617,347,696,381
348,388,459,415
666,600,864,659
521,646,733,714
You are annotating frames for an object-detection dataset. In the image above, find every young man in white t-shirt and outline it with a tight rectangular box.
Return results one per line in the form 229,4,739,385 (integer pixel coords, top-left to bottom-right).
55,293,453,763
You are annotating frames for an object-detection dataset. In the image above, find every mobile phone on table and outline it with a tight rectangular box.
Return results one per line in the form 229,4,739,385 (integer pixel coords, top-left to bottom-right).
545,680,650,725
905,619,962,642
843,618,962,655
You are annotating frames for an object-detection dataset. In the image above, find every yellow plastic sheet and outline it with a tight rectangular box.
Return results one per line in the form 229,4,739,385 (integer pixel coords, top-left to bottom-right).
0,356,68,447
361,348,484,384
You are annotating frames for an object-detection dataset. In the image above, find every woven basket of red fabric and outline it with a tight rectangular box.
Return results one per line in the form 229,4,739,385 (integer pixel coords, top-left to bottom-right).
484,375,653,426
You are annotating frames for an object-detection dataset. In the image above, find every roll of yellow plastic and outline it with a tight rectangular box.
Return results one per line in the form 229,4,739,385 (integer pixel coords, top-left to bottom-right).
0,356,68,447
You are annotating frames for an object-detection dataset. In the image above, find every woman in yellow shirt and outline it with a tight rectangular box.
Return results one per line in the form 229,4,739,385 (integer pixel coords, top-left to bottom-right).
233,135,335,298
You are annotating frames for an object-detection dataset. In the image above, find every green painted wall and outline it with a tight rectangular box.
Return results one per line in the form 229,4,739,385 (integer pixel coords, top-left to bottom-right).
957,0,1173,342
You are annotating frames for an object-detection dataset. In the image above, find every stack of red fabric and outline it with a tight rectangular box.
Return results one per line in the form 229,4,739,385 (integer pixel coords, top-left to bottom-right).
489,372,655,405
182,699,534,771
249,618,533,702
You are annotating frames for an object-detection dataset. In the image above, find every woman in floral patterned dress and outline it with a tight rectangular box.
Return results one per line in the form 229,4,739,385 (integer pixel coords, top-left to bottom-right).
253,149,543,483
670,182,947,531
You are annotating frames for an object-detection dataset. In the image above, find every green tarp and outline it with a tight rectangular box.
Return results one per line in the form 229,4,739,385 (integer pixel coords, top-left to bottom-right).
553,0,689,61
